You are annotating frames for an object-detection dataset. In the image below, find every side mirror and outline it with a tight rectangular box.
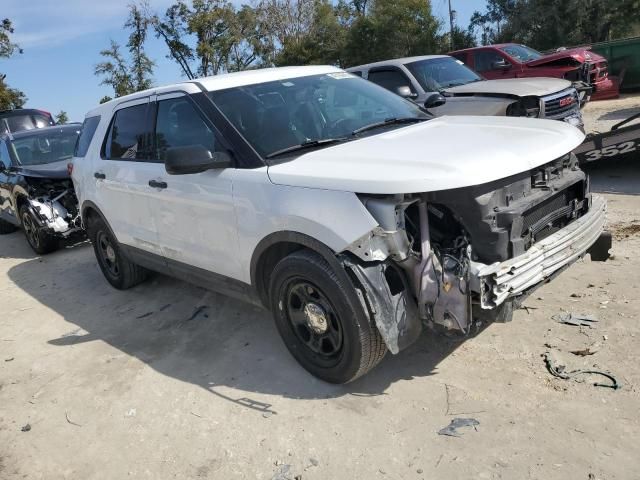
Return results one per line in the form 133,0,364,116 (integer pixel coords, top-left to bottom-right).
394,86,416,99
492,59,511,70
424,93,446,109
164,145,232,175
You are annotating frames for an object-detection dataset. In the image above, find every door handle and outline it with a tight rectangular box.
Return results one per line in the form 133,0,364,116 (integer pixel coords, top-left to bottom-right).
148,180,167,189
94,172,106,180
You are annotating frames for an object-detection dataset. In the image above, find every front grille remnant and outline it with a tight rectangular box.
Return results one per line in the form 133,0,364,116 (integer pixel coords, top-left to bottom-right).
542,88,580,120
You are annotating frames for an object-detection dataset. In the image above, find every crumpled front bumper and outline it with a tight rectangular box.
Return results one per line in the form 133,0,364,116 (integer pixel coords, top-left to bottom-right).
470,195,609,308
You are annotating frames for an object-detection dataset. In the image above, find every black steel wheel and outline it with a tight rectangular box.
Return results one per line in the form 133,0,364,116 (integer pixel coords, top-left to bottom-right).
87,215,148,290
269,249,386,383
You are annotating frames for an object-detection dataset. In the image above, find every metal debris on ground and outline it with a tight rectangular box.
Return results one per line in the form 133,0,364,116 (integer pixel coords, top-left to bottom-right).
552,312,598,327
271,464,292,480
21,424,31,432
437,417,480,437
542,352,620,390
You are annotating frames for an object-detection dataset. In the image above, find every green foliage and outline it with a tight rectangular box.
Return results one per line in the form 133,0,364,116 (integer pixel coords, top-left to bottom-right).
55,111,69,124
95,2,155,98
99,95,113,104
471,0,640,50
0,75,26,110
0,18,26,110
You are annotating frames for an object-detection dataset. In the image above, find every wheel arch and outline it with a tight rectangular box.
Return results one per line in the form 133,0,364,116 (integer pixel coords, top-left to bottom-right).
250,231,346,308
80,200,119,240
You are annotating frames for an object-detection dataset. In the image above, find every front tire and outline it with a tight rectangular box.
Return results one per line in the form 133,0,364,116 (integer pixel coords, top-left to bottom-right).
19,206,57,254
87,215,148,290
269,250,386,384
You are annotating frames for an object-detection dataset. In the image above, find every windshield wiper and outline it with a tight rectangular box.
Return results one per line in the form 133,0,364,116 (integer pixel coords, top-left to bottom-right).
351,117,426,136
265,137,348,159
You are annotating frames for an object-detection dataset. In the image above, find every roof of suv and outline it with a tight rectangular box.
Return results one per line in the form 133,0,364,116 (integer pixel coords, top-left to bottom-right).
348,55,450,71
86,65,343,118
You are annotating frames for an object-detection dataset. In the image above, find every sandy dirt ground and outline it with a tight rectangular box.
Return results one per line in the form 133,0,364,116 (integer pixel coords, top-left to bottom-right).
1,170,640,479
582,93,640,134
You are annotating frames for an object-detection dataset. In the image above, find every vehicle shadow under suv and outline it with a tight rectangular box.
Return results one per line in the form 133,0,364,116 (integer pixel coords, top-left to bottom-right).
7,237,486,413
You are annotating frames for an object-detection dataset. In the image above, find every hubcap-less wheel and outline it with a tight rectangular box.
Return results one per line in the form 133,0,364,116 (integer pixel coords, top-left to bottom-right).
284,280,343,364
22,211,40,249
96,231,120,277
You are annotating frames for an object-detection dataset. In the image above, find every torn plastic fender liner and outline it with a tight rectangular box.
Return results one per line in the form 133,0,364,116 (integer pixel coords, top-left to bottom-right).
342,257,422,354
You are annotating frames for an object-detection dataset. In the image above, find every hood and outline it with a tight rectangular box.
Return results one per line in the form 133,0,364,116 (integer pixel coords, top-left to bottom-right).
267,116,585,194
527,47,607,67
445,78,572,97
15,159,71,179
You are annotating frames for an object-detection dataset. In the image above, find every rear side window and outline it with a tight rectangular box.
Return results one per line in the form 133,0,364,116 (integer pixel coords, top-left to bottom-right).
154,97,218,161
103,103,150,160
367,69,416,94
74,115,101,157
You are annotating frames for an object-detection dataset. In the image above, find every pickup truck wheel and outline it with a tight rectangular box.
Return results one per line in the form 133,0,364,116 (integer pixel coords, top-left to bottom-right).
0,218,18,234
88,216,148,290
269,250,386,384
19,206,57,254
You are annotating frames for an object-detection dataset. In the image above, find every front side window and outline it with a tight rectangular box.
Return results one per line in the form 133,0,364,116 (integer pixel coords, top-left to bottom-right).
10,127,81,166
473,50,508,72
406,57,483,91
154,97,217,161
500,44,542,62
74,115,101,157
209,73,428,159
103,103,149,160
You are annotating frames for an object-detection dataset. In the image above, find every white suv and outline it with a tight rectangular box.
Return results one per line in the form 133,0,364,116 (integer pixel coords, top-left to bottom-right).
72,66,610,383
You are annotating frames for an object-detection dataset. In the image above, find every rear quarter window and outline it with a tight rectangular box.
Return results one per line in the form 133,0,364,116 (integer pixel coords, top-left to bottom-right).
74,115,101,157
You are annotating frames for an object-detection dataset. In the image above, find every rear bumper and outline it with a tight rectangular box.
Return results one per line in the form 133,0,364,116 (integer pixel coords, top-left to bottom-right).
470,195,608,308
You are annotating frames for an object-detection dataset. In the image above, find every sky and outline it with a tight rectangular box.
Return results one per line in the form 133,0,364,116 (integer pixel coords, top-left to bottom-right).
1,0,487,122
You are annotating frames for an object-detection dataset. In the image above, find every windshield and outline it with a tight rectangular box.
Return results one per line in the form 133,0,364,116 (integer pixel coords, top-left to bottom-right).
406,57,483,91
10,127,80,166
209,72,429,159
500,44,543,62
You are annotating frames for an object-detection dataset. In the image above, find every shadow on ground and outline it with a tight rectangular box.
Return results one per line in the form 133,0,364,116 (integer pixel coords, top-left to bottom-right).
583,155,640,195
597,105,640,122
7,239,480,414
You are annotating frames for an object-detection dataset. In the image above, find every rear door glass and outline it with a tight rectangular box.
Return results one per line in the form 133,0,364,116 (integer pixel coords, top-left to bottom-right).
103,104,150,160
367,69,416,94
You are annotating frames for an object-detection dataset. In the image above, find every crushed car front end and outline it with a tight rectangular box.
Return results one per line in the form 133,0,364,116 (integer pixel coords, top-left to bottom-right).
342,154,610,354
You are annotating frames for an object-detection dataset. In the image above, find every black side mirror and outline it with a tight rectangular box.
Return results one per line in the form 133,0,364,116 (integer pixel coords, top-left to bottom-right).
394,86,416,99
492,59,511,70
164,145,232,175
424,93,446,109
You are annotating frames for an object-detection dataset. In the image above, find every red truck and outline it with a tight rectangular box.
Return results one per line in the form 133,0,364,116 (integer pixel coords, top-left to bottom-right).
450,43,618,101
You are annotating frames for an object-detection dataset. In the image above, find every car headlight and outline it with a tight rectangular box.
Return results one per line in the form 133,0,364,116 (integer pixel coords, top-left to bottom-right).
506,97,541,118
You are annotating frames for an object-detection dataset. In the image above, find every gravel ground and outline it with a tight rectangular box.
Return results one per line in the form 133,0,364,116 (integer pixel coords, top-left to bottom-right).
1,178,639,480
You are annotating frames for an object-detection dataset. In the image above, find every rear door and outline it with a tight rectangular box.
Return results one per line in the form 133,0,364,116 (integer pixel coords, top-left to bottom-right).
93,97,163,257
147,92,240,280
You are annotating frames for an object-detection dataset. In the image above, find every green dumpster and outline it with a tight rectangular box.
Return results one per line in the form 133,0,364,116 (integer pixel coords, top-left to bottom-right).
590,36,640,90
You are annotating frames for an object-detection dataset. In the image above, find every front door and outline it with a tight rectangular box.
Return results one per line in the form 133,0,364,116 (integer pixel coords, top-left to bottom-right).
148,92,241,281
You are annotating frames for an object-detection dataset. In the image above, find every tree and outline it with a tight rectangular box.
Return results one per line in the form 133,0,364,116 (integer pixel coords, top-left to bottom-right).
125,0,155,91
95,3,155,98
99,95,113,104
0,19,26,110
470,0,640,50
55,111,69,124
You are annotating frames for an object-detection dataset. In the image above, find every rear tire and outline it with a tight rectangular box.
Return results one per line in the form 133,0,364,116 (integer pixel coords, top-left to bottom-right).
87,215,148,290
19,206,58,254
0,218,18,234
269,249,386,384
